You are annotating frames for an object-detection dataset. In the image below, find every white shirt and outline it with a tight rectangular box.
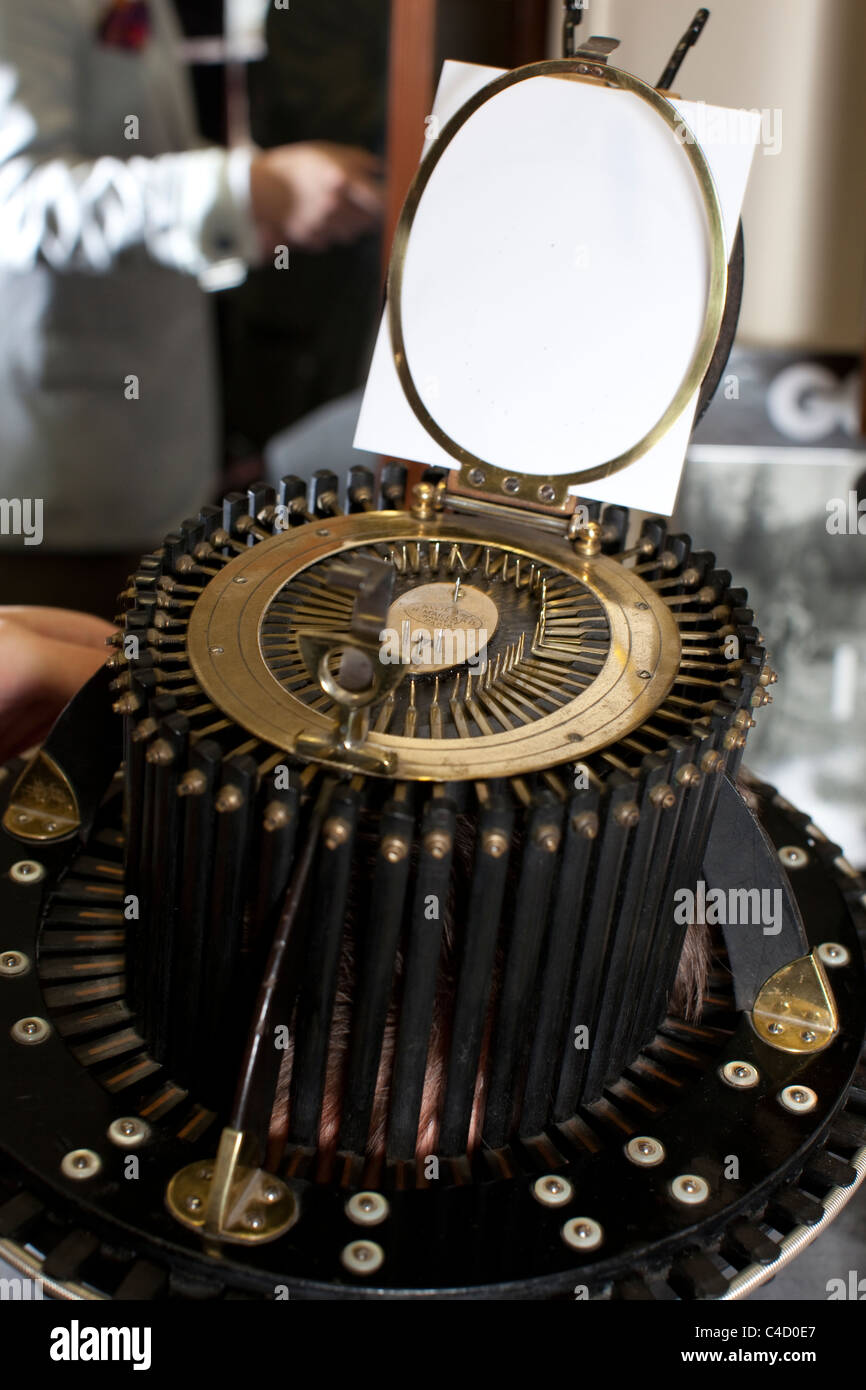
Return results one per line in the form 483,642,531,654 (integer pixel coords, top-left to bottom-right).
0,0,258,551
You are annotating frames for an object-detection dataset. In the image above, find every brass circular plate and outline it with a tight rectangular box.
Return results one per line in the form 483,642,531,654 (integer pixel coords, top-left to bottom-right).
387,581,499,674
387,58,728,503
187,512,680,781
165,1161,298,1246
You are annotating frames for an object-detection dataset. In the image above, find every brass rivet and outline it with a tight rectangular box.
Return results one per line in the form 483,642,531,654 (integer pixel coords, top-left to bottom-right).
779,845,808,869
9,860,45,885
108,1117,150,1149
625,1136,665,1167
561,1217,603,1251
533,1175,574,1207
721,1060,759,1089
817,942,849,968
340,1240,384,1275
61,1148,102,1181
779,1085,817,1114
671,1174,709,1205
11,1015,51,1045
346,1191,390,1226
0,950,30,977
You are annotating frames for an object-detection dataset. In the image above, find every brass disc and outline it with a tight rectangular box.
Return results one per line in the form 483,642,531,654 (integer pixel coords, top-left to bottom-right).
386,581,499,674
187,511,681,781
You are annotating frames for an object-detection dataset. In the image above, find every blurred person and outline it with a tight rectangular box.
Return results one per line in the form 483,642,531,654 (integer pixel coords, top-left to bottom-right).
0,0,383,615
221,0,388,463
0,606,114,760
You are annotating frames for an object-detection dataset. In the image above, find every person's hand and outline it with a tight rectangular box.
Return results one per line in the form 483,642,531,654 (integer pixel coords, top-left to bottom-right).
0,607,115,763
250,142,384,254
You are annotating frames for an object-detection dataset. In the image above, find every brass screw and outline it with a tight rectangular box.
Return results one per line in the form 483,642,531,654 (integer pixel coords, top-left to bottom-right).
381,835,409,863
215,784,244,814
723,729,746,750
177,769,207,798
573,522,602,558
423,830,452,860
535,825,562,852
112,693,141,715
146,738,175,766
130,717,158,744
482,829,509,858
323,817,351,851
649,784,676,810
700,751,724,774
676,764,701,787
410,481,436,521
614,802,640,829
572,811,599,840
263,802,291,832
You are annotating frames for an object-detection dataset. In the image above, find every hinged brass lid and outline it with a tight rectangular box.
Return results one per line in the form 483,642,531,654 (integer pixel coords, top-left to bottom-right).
385,45,728,512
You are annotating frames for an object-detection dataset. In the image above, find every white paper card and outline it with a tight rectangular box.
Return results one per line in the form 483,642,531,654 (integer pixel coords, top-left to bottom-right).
354,60,760,516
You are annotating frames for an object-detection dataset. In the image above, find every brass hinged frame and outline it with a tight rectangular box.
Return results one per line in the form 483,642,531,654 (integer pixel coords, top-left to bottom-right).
388,51,728,514
2,751,80,842
751,954,839,1055
165,1127,298,1248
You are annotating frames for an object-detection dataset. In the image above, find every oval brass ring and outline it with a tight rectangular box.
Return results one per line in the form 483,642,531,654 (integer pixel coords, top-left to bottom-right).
387,58,728,502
